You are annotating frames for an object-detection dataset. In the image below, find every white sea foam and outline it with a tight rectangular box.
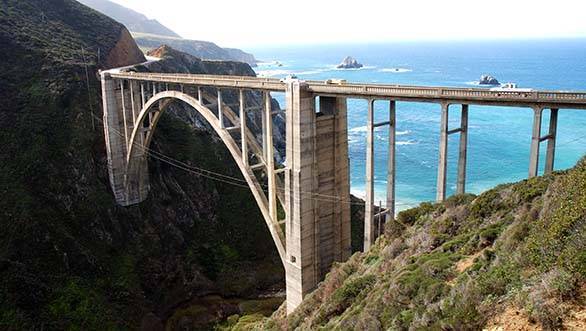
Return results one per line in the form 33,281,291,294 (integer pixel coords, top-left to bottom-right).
349,127,411,136
332,65,376,71
349,126,367,133
256,69,292,77
380,68,412,73
296,68,330,75
397,140,417,146
465,81,500,87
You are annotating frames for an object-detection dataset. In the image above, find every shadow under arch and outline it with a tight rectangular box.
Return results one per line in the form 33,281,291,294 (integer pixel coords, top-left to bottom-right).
126,90,286,263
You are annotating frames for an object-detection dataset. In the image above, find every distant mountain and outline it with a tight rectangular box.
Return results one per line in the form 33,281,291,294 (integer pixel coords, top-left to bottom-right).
77,0,180,37
132,32,258,66
77,0,258,66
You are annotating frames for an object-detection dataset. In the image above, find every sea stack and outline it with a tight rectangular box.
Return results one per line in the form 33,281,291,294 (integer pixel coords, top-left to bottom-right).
337,56,363,69
479,74,500,85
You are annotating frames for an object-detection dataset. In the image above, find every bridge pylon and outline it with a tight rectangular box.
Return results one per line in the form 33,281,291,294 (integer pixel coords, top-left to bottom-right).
284,80,352,312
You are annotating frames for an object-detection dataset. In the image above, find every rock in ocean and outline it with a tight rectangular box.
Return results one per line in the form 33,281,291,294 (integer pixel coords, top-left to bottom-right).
337,56,364,69
479,74,500,85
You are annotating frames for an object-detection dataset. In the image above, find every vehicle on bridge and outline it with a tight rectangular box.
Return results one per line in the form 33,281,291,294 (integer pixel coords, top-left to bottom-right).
490,82,534,92
324,79,347,85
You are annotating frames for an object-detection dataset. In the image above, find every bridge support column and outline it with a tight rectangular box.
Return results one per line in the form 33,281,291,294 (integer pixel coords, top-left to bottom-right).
386,100,396,223
265,91,278,224
101,73,149,205
364,99,376,251
545,108,558,174
239,90,248,166
436,103,449,202
529,107,543,178
318,96,352,272
457,105,469,195
284,82,351,314
285,80,317,313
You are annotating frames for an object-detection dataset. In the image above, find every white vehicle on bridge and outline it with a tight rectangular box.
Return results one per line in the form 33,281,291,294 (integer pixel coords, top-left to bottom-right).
490,82,534,92
324,79,347,85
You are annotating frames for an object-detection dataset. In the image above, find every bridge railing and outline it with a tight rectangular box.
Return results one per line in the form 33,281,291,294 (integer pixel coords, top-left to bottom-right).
109,72,286,91
108,72,586,105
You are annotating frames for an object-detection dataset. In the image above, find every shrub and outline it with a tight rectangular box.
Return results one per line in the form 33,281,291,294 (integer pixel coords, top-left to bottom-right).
470,188,505,219
513,176,550,203
397,202,436,225
477,260,521,296
445,193,476,209
333,274,376,307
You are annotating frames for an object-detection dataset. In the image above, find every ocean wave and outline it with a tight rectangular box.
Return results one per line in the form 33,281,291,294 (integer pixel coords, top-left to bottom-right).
397,140,417,145
256,67,334,77
380,68,412,73
349,126,411,135
256,69,292,77
296,68,331,75
332,65,377,71
465,81,500,87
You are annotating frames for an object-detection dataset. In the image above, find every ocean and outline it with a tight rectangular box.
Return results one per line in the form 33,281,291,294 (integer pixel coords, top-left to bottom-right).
249,39,586,210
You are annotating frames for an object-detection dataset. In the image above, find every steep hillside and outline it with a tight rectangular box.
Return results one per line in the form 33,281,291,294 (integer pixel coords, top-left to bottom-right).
77,0,181,37
0,1,282,330
236,159,586,330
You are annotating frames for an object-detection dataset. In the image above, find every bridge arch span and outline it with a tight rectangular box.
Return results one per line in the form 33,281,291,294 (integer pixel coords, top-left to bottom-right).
126,90,286,263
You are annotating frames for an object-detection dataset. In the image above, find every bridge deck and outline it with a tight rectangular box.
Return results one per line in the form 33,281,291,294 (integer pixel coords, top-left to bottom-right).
109,72,586,109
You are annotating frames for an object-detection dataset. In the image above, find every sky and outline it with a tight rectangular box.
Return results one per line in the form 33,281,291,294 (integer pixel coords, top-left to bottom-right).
111,0,586,48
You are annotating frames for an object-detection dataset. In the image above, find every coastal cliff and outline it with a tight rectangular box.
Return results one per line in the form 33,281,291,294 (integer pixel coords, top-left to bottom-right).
132,33,259,67
78,0,258,66
0,1,282,329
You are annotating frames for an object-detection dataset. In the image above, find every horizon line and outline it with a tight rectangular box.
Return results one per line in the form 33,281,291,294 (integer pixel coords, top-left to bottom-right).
230,35,586,50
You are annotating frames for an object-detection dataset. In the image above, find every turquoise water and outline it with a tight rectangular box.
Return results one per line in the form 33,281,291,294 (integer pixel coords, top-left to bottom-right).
249,40,586,209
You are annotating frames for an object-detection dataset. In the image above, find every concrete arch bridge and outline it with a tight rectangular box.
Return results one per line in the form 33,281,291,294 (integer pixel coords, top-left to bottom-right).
101,71,586,313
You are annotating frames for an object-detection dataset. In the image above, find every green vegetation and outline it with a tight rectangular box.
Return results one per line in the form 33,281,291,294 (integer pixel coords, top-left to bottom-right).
243,159,586,330
0,2,280,330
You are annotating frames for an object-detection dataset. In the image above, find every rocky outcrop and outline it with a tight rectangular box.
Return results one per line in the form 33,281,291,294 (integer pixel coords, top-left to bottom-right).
479,74,500,85
337,56,363,69
104,27,146,69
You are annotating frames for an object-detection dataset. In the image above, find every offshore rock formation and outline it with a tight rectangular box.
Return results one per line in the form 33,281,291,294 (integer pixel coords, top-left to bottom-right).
479,74,500,85
337,56,364,69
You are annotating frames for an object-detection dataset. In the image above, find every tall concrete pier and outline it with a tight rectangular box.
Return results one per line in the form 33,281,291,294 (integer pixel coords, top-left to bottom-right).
102,71,586,313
